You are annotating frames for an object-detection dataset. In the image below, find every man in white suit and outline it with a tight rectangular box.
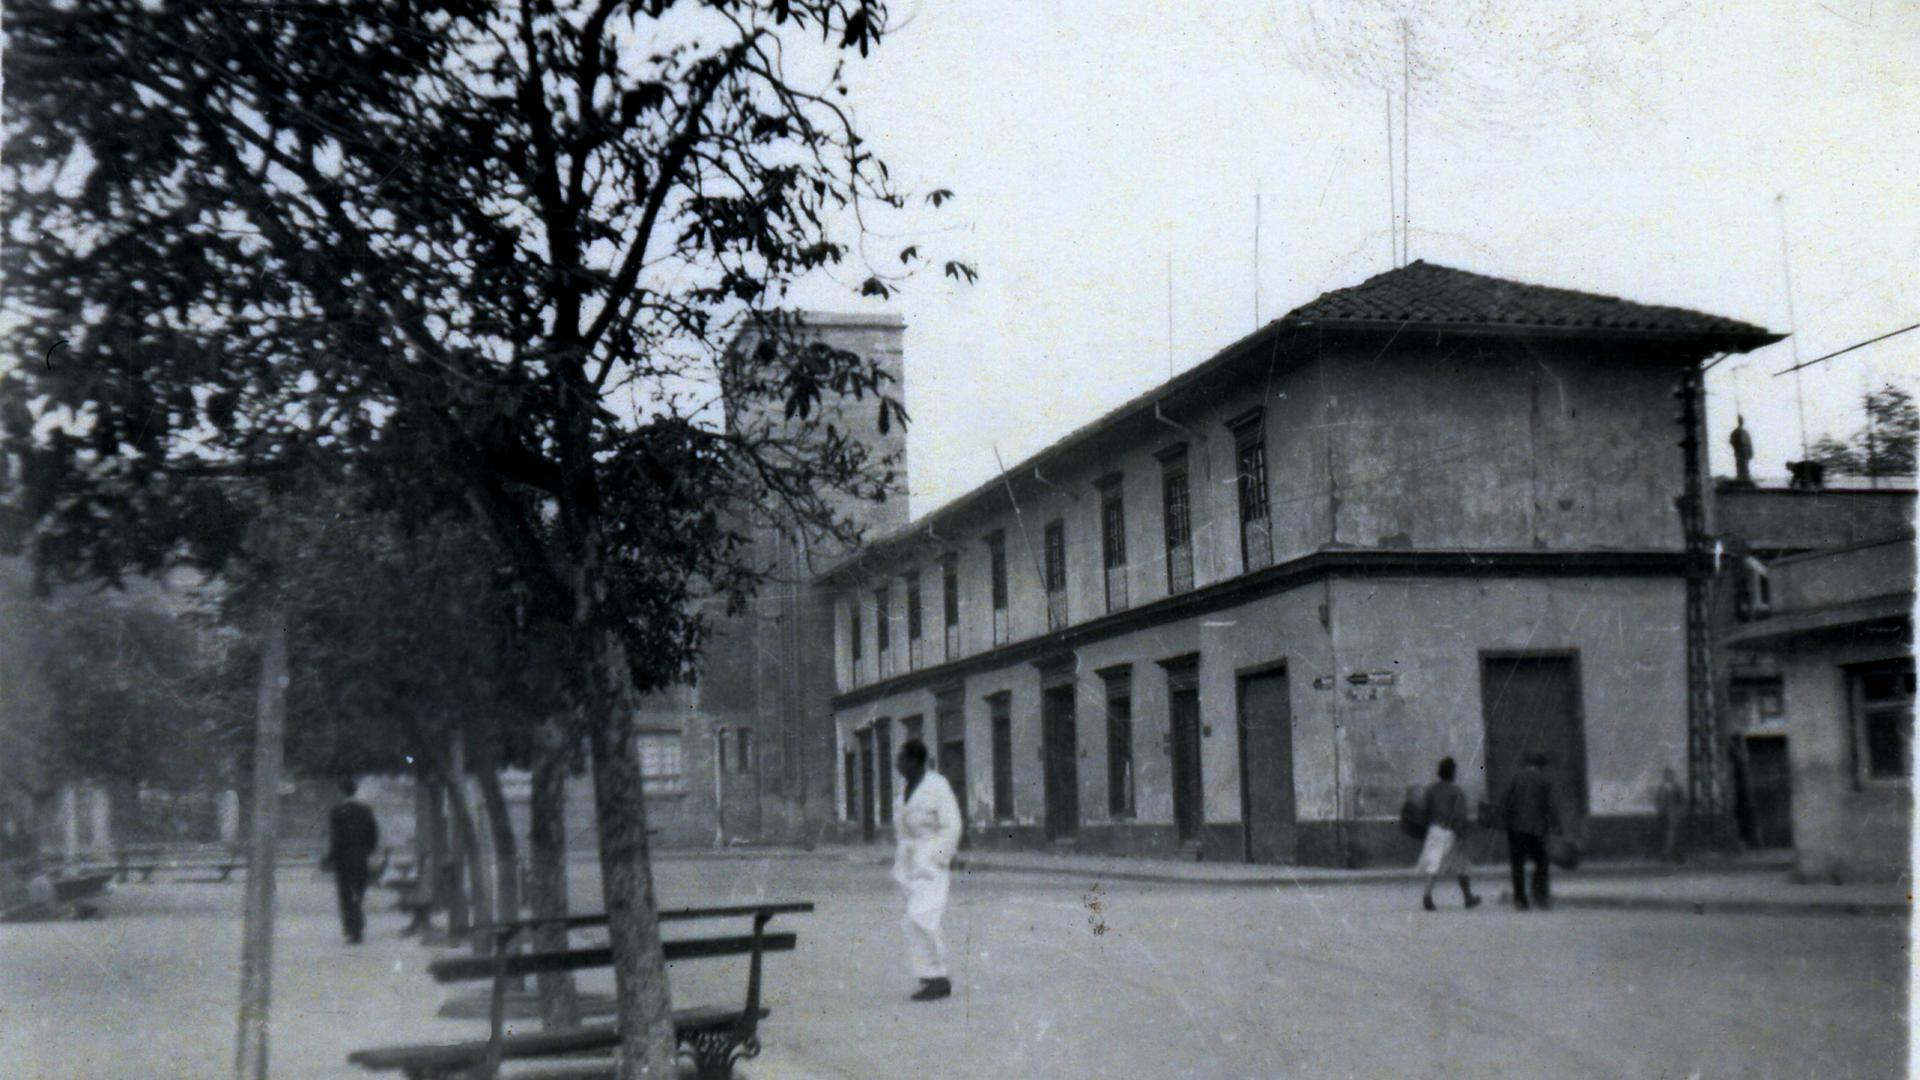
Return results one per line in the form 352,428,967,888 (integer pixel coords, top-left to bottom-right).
892,738,962,1002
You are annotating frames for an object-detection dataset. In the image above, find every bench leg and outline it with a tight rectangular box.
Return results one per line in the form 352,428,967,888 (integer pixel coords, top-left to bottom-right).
682,1032,756,1080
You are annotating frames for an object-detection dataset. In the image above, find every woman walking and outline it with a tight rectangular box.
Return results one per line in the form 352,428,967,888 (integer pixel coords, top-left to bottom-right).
1418,757,1482,911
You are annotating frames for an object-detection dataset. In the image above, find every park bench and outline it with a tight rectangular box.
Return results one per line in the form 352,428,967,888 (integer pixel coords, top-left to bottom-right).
347,901,812,1080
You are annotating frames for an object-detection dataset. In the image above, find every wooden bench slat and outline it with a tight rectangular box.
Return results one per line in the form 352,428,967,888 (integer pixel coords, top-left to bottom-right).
428,933,797,983
468,902,815,939
346,1006,766,1072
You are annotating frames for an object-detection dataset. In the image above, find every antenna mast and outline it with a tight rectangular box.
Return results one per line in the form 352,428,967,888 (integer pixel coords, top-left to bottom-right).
1385,92,1397,267
1402,19,1411,262
1167,252,1175,378
1775,194,1810,458
1253,186,1262,327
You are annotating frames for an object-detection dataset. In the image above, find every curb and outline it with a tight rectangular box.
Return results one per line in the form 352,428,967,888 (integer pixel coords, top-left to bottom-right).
1541,894,1910,918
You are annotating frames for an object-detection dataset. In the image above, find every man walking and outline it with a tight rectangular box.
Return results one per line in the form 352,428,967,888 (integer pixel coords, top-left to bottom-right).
1501,752,1561,911
892,739,962,1002
1655,768,1687,864
1416,757,1482,911
324,779,380,944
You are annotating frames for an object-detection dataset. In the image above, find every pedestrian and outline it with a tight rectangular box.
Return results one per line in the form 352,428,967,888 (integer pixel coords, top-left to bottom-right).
324,778,380,944
1416,757,1482,911
1655,768,1687,864
892,738,962,1002
1501,751,1561,911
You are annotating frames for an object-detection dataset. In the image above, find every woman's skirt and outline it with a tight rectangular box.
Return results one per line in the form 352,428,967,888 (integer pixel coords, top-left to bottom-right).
1416,823,1467,876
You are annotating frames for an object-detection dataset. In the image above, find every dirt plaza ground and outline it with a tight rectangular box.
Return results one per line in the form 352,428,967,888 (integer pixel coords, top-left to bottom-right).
1,851,1907,1079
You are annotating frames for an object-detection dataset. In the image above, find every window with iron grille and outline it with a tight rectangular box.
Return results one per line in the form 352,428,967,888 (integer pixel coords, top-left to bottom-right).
1044,519,1068,631
1161,455,1194,594
941,554,960,659
635,732,685,795
849,595,863,668
987,532,1010,645
905,571,924,668
1232,413,1272,571
1099,478,1128,613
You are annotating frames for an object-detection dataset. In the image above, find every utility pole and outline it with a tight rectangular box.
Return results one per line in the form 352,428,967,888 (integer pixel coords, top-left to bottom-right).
1673,366,1727,847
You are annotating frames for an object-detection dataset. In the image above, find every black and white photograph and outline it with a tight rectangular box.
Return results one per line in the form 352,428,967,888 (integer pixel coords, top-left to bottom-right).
1,2,1913,1077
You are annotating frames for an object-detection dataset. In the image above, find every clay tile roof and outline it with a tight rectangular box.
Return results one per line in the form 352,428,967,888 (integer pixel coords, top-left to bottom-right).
1283,260,1779,341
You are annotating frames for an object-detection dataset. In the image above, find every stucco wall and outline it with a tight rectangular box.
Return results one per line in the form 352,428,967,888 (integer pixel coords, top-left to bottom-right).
1781,640,1913,883
834,336,1694,699
832,573,1688,864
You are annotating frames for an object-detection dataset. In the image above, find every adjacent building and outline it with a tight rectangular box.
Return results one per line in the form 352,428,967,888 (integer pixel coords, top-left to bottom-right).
1715,474,1915,880
823,261,1782,865
635,312,909,847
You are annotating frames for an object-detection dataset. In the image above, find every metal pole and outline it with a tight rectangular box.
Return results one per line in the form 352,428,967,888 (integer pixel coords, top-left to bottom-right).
234,613,286,1080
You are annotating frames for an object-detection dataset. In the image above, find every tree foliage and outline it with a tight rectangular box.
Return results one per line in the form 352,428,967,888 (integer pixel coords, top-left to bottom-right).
1807,383,1916,478
4,2,958,1069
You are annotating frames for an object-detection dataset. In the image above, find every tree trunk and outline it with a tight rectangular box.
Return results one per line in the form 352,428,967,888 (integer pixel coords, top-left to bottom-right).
527,717,580,1029
587,629,675,1078
234,614,286,1080
437,739,492,953
473,743,521,926
472,734,524,989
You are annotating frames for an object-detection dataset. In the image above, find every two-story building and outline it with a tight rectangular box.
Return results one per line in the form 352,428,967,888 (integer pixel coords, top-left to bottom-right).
823,260,1782,865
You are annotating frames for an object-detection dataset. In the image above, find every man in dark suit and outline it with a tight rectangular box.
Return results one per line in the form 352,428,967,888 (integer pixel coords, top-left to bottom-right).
1502,751,1561,911
325,779,380,944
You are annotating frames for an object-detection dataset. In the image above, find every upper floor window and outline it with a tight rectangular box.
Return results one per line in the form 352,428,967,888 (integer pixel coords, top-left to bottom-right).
1098,474,1128,613
987,531,1010,646
905,571,924,669
940,553,960,659
874,585,892,675
1158,444,1194,594
848,594,863,667
1230,409,1272,571
1043,519,1069,631
1852,661,1915,783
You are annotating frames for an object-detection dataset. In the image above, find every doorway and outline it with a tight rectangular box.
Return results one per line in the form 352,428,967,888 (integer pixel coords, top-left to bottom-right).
1169,678,1204,845
1238,668,1295,863
1041,684,1079,841
856,727,876,844
1743,735,1794,849
1481,654,1588,820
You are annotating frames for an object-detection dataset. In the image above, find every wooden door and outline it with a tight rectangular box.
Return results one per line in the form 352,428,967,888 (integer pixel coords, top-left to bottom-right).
1169,685,1204,844
1238,670,1295,863
856,728,876,844
1481,655,1588,820
1744,735,1794,849
1041,684,1079,840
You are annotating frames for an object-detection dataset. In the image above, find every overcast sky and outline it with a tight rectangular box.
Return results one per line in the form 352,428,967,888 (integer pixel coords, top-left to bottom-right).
778,0,1918,516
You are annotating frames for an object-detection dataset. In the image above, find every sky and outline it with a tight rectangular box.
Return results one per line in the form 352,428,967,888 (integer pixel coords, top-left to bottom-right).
777,0,1919,516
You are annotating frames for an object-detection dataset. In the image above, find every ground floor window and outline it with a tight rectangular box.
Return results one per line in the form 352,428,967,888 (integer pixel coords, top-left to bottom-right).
1851,660,1915,783
635,732,686,795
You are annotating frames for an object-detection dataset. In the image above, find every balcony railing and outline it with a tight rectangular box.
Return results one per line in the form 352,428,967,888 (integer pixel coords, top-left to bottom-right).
909,638,925,670
1105,566,1129,613
992,607,1010,646
945,624,960,662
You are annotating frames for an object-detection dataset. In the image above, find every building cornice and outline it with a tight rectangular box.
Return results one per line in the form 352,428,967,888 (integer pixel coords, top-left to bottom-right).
831,547,1689,709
